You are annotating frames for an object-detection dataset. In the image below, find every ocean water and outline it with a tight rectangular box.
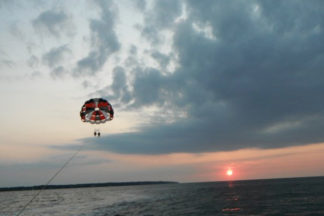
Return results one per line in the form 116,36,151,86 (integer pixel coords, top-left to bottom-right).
1,176,324,216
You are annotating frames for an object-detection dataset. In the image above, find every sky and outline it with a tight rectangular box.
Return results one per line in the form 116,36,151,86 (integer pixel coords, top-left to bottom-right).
1,0,324,187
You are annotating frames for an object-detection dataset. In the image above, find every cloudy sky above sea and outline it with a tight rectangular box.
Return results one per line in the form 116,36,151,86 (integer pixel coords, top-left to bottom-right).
1,0,324,187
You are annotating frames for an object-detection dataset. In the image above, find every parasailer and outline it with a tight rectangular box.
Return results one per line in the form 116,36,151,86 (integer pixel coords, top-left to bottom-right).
80,98,114,136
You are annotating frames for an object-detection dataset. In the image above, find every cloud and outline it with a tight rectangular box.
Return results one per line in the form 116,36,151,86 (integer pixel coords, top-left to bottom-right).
133,0,146,11
139,0,182,44
32,9,74,37
0,50,15,68
0,59,15,68
50,66,67,79
93,66,132,107
9,21,25,40
0,152,110,168
0,152,111,186
79,1,324,155
42,44,71,68
27,55,39,68
0,0,19,9
151,51,171,69
110,67,132,104
73,0,120,76
28,71,42,79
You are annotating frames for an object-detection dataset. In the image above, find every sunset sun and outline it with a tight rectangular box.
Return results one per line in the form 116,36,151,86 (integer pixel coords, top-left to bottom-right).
226,169,233,176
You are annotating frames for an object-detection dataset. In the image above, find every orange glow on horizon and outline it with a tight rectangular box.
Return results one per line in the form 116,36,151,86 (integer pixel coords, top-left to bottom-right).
86,143,324,182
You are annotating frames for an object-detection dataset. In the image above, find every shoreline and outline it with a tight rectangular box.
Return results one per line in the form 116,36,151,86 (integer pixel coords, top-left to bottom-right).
0,181,178,192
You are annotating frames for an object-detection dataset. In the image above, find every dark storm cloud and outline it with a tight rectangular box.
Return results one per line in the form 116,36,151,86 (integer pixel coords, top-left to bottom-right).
81,0,324,154
32,9,74,37
74,0,120,76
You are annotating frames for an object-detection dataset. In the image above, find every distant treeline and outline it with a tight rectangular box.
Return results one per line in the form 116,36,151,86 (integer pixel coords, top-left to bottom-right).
0,181,178,192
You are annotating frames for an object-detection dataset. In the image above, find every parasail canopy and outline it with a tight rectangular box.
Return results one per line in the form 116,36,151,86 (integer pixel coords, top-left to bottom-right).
80,98,114,124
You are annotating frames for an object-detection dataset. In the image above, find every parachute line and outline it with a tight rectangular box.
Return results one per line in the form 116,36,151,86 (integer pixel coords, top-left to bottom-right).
15,144,84,216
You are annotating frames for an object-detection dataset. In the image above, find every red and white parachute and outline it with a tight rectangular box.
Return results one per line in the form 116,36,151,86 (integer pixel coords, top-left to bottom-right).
80,98,114,124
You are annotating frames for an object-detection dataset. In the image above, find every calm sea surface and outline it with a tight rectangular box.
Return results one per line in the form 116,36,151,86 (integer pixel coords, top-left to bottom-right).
1,177,324,216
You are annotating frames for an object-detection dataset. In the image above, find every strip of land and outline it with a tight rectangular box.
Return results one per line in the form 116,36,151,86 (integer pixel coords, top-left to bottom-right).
0,181,178,192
